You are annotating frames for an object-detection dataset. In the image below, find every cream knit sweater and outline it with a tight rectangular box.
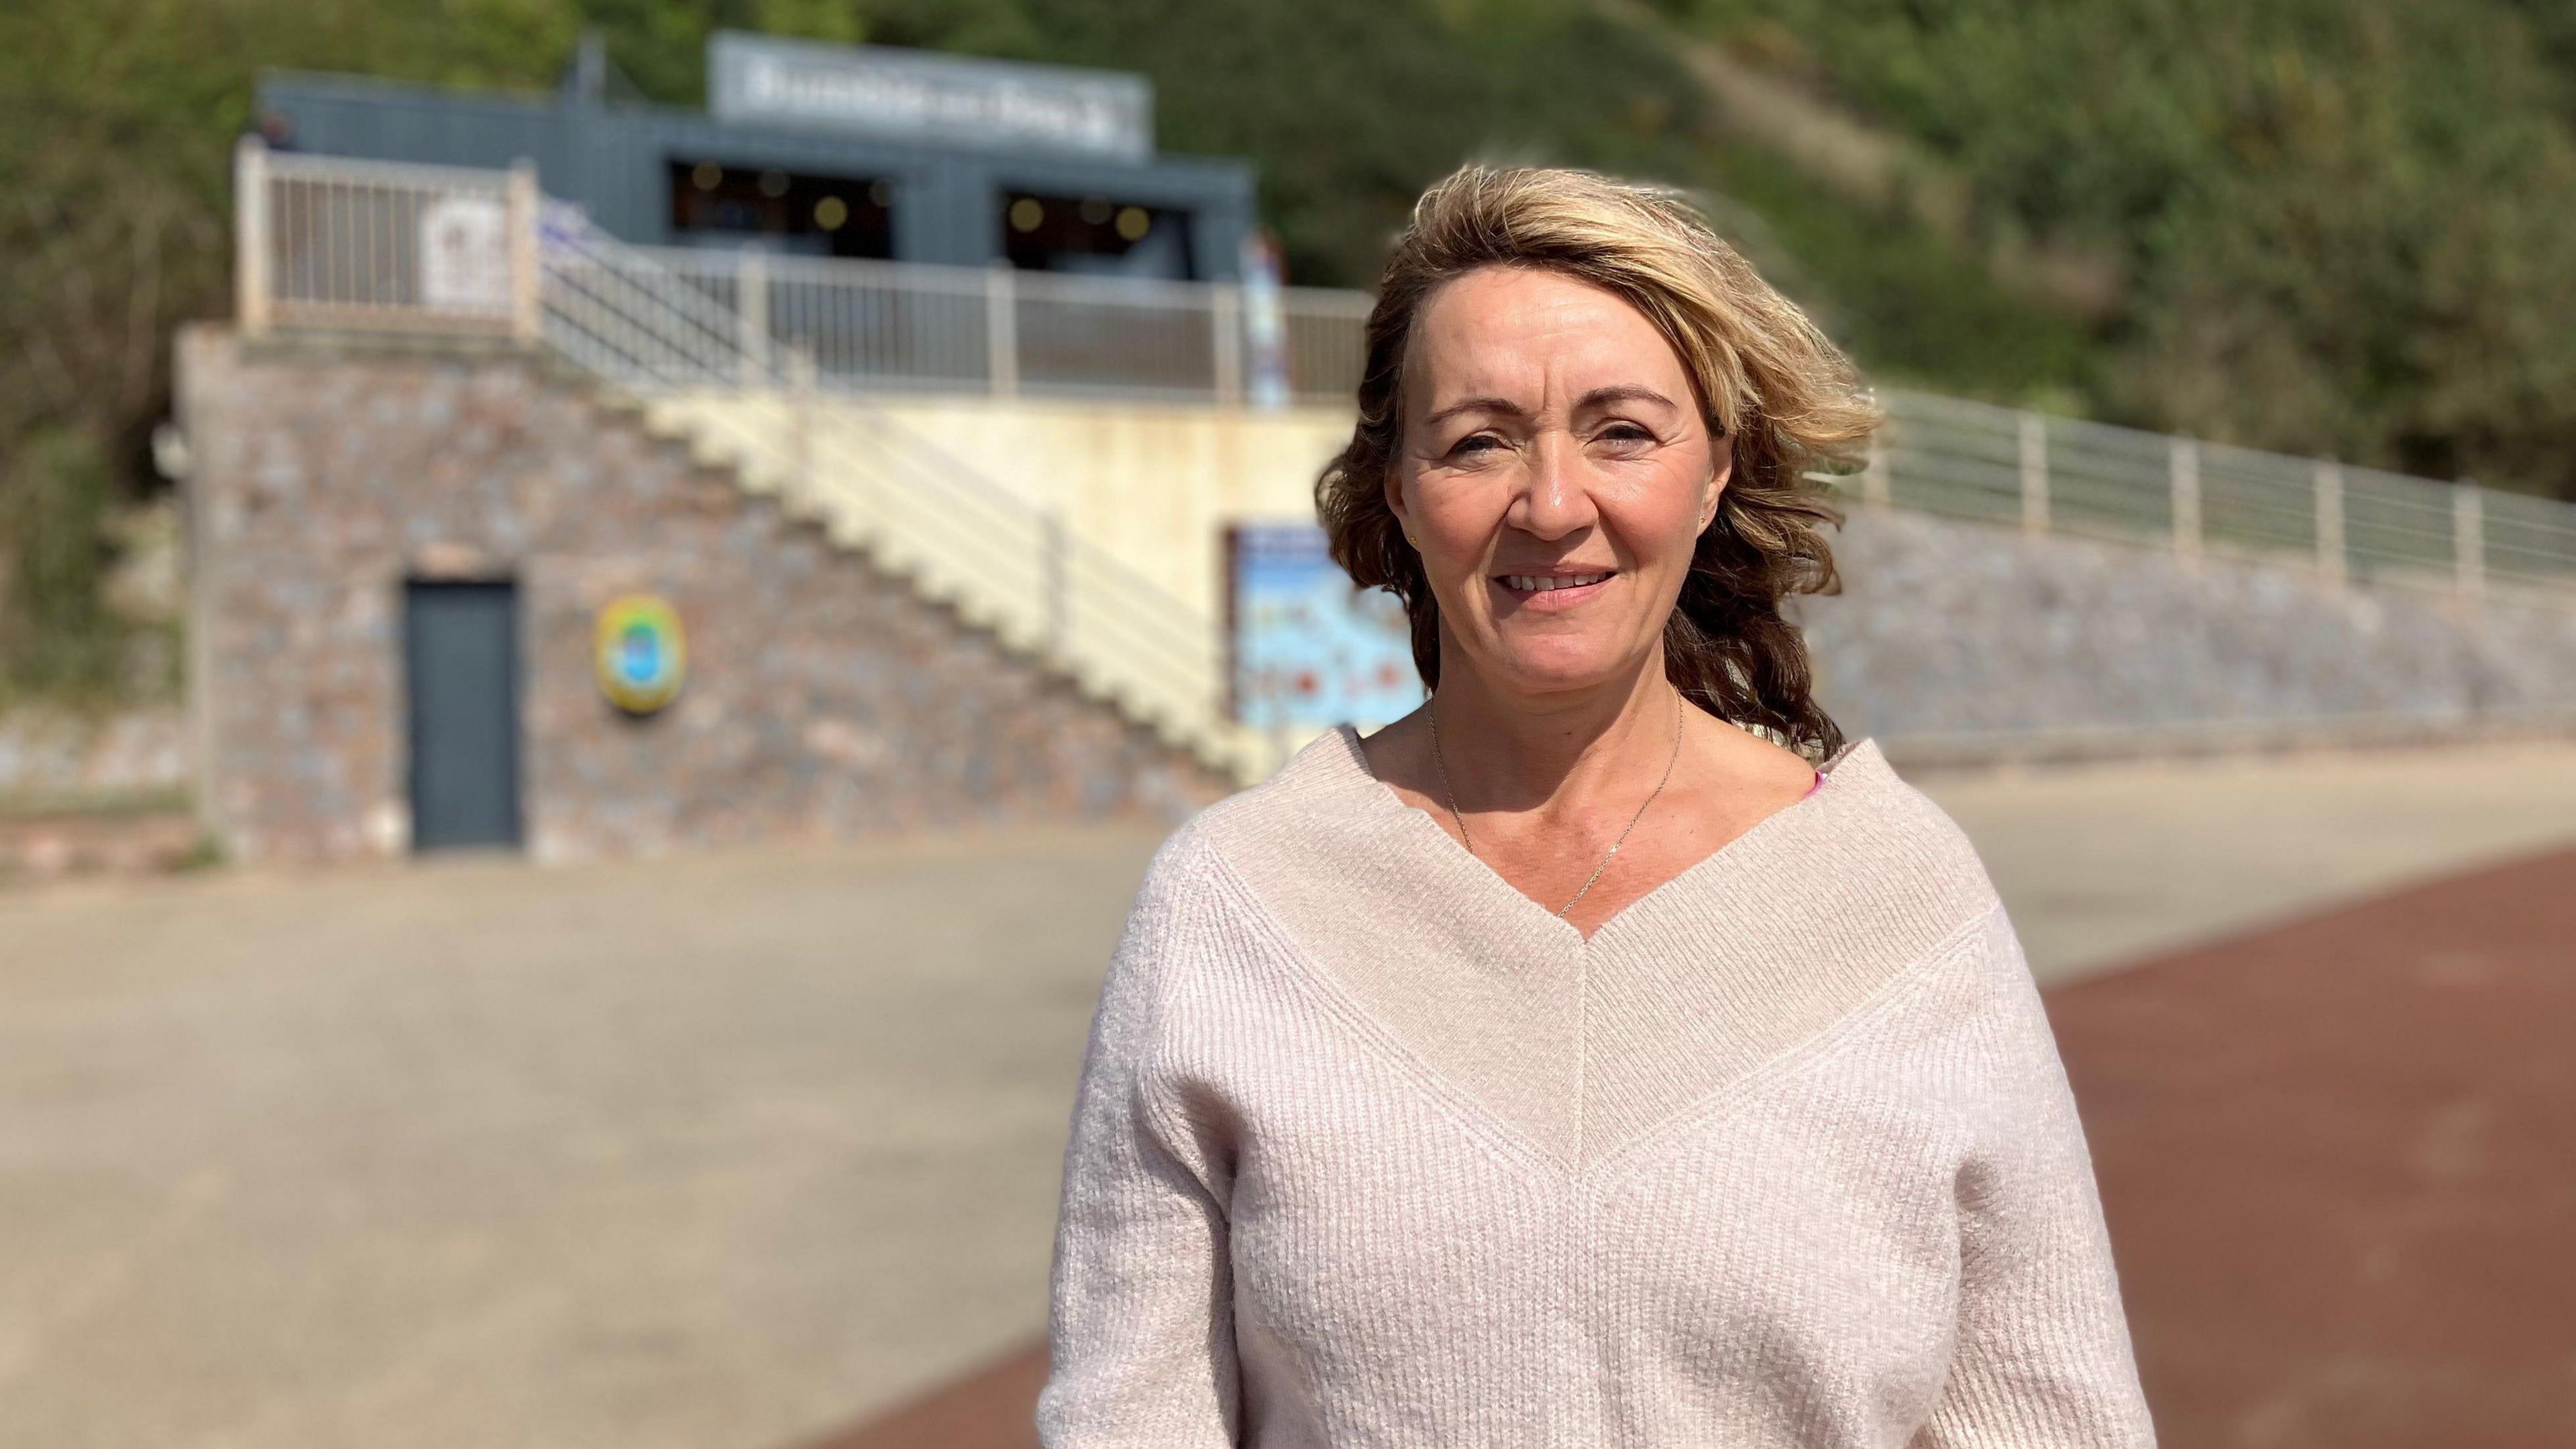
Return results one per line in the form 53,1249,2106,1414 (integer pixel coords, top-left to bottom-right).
1039,727,2156,1447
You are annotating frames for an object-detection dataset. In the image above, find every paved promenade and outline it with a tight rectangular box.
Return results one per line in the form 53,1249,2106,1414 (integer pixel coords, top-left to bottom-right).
2054,839,2576,1448
3,739,2572,1448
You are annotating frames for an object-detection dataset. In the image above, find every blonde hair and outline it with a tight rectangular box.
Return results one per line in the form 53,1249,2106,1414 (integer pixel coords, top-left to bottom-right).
1315,162,1879,762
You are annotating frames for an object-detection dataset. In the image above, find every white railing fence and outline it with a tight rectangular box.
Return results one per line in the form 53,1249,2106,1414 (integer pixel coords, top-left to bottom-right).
1853,393,2576,598
237,141,1374,407
237,142,540,340
231,145,2576,767
583,244,1375,407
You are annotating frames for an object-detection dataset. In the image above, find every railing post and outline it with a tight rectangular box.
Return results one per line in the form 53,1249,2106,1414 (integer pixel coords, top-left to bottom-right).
863,407,893,547
738,249,769,387
2454,479,2485,604
789,345,816,509
1212,283,1244,407
2314,459,2346,586
985,266,1018,398
235,136,270,336
2018,412,2049,535
1040,507,1068,657
2170,435,2201,566
1862,433,1890,510
505,160,541,345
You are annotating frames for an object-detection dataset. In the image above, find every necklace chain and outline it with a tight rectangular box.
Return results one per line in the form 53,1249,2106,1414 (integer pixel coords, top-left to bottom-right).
1428,690,1685,920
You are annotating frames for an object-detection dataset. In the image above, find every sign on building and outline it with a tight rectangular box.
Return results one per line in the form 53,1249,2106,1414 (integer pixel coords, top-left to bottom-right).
596,595,688,716
418,195,510,314
708,31,1154,162
1228,524,1424,733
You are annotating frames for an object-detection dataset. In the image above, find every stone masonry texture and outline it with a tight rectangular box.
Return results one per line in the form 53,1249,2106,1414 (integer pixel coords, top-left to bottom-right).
1799,506,2576,759
174,329,1228,865
0,707,186,805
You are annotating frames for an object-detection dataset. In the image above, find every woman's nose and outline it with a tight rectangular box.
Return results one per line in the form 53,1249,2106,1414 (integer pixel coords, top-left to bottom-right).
1509,431,1598,540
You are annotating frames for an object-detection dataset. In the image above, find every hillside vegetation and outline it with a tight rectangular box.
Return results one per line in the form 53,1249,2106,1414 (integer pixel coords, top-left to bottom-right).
1666,0,2576,494
5,0,2573,702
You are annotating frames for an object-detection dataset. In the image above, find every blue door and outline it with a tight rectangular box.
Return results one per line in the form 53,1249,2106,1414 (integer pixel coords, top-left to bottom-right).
405,581,523,851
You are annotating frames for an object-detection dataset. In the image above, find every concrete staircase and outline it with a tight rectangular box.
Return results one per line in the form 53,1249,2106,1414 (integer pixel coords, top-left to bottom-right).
541,228,1270,783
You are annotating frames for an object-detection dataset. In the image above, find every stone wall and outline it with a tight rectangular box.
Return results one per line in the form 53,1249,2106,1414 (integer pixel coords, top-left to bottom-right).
1801,506,2576,763
174,330,1228,865
0,707,186,808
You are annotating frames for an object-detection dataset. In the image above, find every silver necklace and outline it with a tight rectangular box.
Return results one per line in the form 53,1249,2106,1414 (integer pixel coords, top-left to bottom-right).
1428,690,1685,919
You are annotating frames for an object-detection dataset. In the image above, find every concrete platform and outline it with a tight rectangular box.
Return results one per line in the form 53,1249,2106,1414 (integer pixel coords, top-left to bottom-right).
3,738,2571,1448
0,828,1166,1449
1918,735,2576,983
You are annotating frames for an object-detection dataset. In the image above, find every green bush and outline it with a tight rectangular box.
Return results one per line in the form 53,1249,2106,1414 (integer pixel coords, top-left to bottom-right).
0,427,128,704
1668,0,2576,495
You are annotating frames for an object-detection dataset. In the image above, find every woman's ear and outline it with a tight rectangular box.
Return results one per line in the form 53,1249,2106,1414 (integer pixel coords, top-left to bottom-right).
1699,435,1735,533
1383,464,1415,546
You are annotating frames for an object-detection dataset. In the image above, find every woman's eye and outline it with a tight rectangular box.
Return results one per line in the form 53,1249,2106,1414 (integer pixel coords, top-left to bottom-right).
1448,434,1500,457
1596,423,1654,445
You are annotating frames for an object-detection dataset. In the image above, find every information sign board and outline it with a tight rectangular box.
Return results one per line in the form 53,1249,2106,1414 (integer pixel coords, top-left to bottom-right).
1228,524,1423,733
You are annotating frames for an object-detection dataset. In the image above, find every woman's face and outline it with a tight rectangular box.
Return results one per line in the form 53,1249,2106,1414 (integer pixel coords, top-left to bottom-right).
1388,264,1730,699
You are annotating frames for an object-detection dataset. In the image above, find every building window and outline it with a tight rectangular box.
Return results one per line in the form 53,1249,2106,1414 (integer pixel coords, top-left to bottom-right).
1000,191,1193,280
669,161,895,260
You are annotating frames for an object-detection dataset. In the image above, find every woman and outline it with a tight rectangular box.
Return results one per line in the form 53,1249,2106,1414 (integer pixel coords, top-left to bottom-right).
1038,163,2155,1446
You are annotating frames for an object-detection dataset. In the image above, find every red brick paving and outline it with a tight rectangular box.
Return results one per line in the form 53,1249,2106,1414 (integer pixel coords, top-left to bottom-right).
804,845,2576,1449
2049,843,2576,1448
792,1344,1045,1449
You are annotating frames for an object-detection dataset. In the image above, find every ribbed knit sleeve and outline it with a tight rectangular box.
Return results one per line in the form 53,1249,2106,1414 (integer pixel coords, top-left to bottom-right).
1035,827,1241,1448
1914,914,2157,1448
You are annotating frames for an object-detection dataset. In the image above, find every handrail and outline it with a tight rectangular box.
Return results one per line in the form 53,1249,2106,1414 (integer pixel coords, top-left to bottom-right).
262,146,523,192
1864,391,2576,597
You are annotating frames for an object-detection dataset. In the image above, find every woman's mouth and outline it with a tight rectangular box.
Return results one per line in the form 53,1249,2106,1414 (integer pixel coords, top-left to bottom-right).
1493,571,1616,606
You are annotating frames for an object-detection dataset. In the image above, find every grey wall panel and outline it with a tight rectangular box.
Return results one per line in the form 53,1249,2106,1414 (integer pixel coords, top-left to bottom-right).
621,115,1256,266
261,74,576,179
258,70,1262,275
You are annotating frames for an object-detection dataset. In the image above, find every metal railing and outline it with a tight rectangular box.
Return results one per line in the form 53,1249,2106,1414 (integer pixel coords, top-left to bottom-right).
231,146,2576,775
1858,392,2576,598
236,140,1373,407
598,245,1373,406
237,142,539,339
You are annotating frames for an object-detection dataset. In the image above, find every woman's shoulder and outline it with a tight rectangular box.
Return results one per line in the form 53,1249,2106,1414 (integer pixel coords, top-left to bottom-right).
1701,733,2006,950
1124,726,1391,908
1093,729,1417,1039
1655,737,2029,1067
1173,724,1395,863
1125,722,1486,971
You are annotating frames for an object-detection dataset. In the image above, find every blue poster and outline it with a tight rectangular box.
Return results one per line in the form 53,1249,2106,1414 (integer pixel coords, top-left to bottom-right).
1230,524,1425,731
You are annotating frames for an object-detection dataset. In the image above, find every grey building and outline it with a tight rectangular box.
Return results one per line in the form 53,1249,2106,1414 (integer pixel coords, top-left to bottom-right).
256,33,1260,282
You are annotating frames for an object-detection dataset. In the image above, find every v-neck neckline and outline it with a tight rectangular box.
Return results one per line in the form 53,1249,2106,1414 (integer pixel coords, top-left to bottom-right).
1322,723,1874,954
